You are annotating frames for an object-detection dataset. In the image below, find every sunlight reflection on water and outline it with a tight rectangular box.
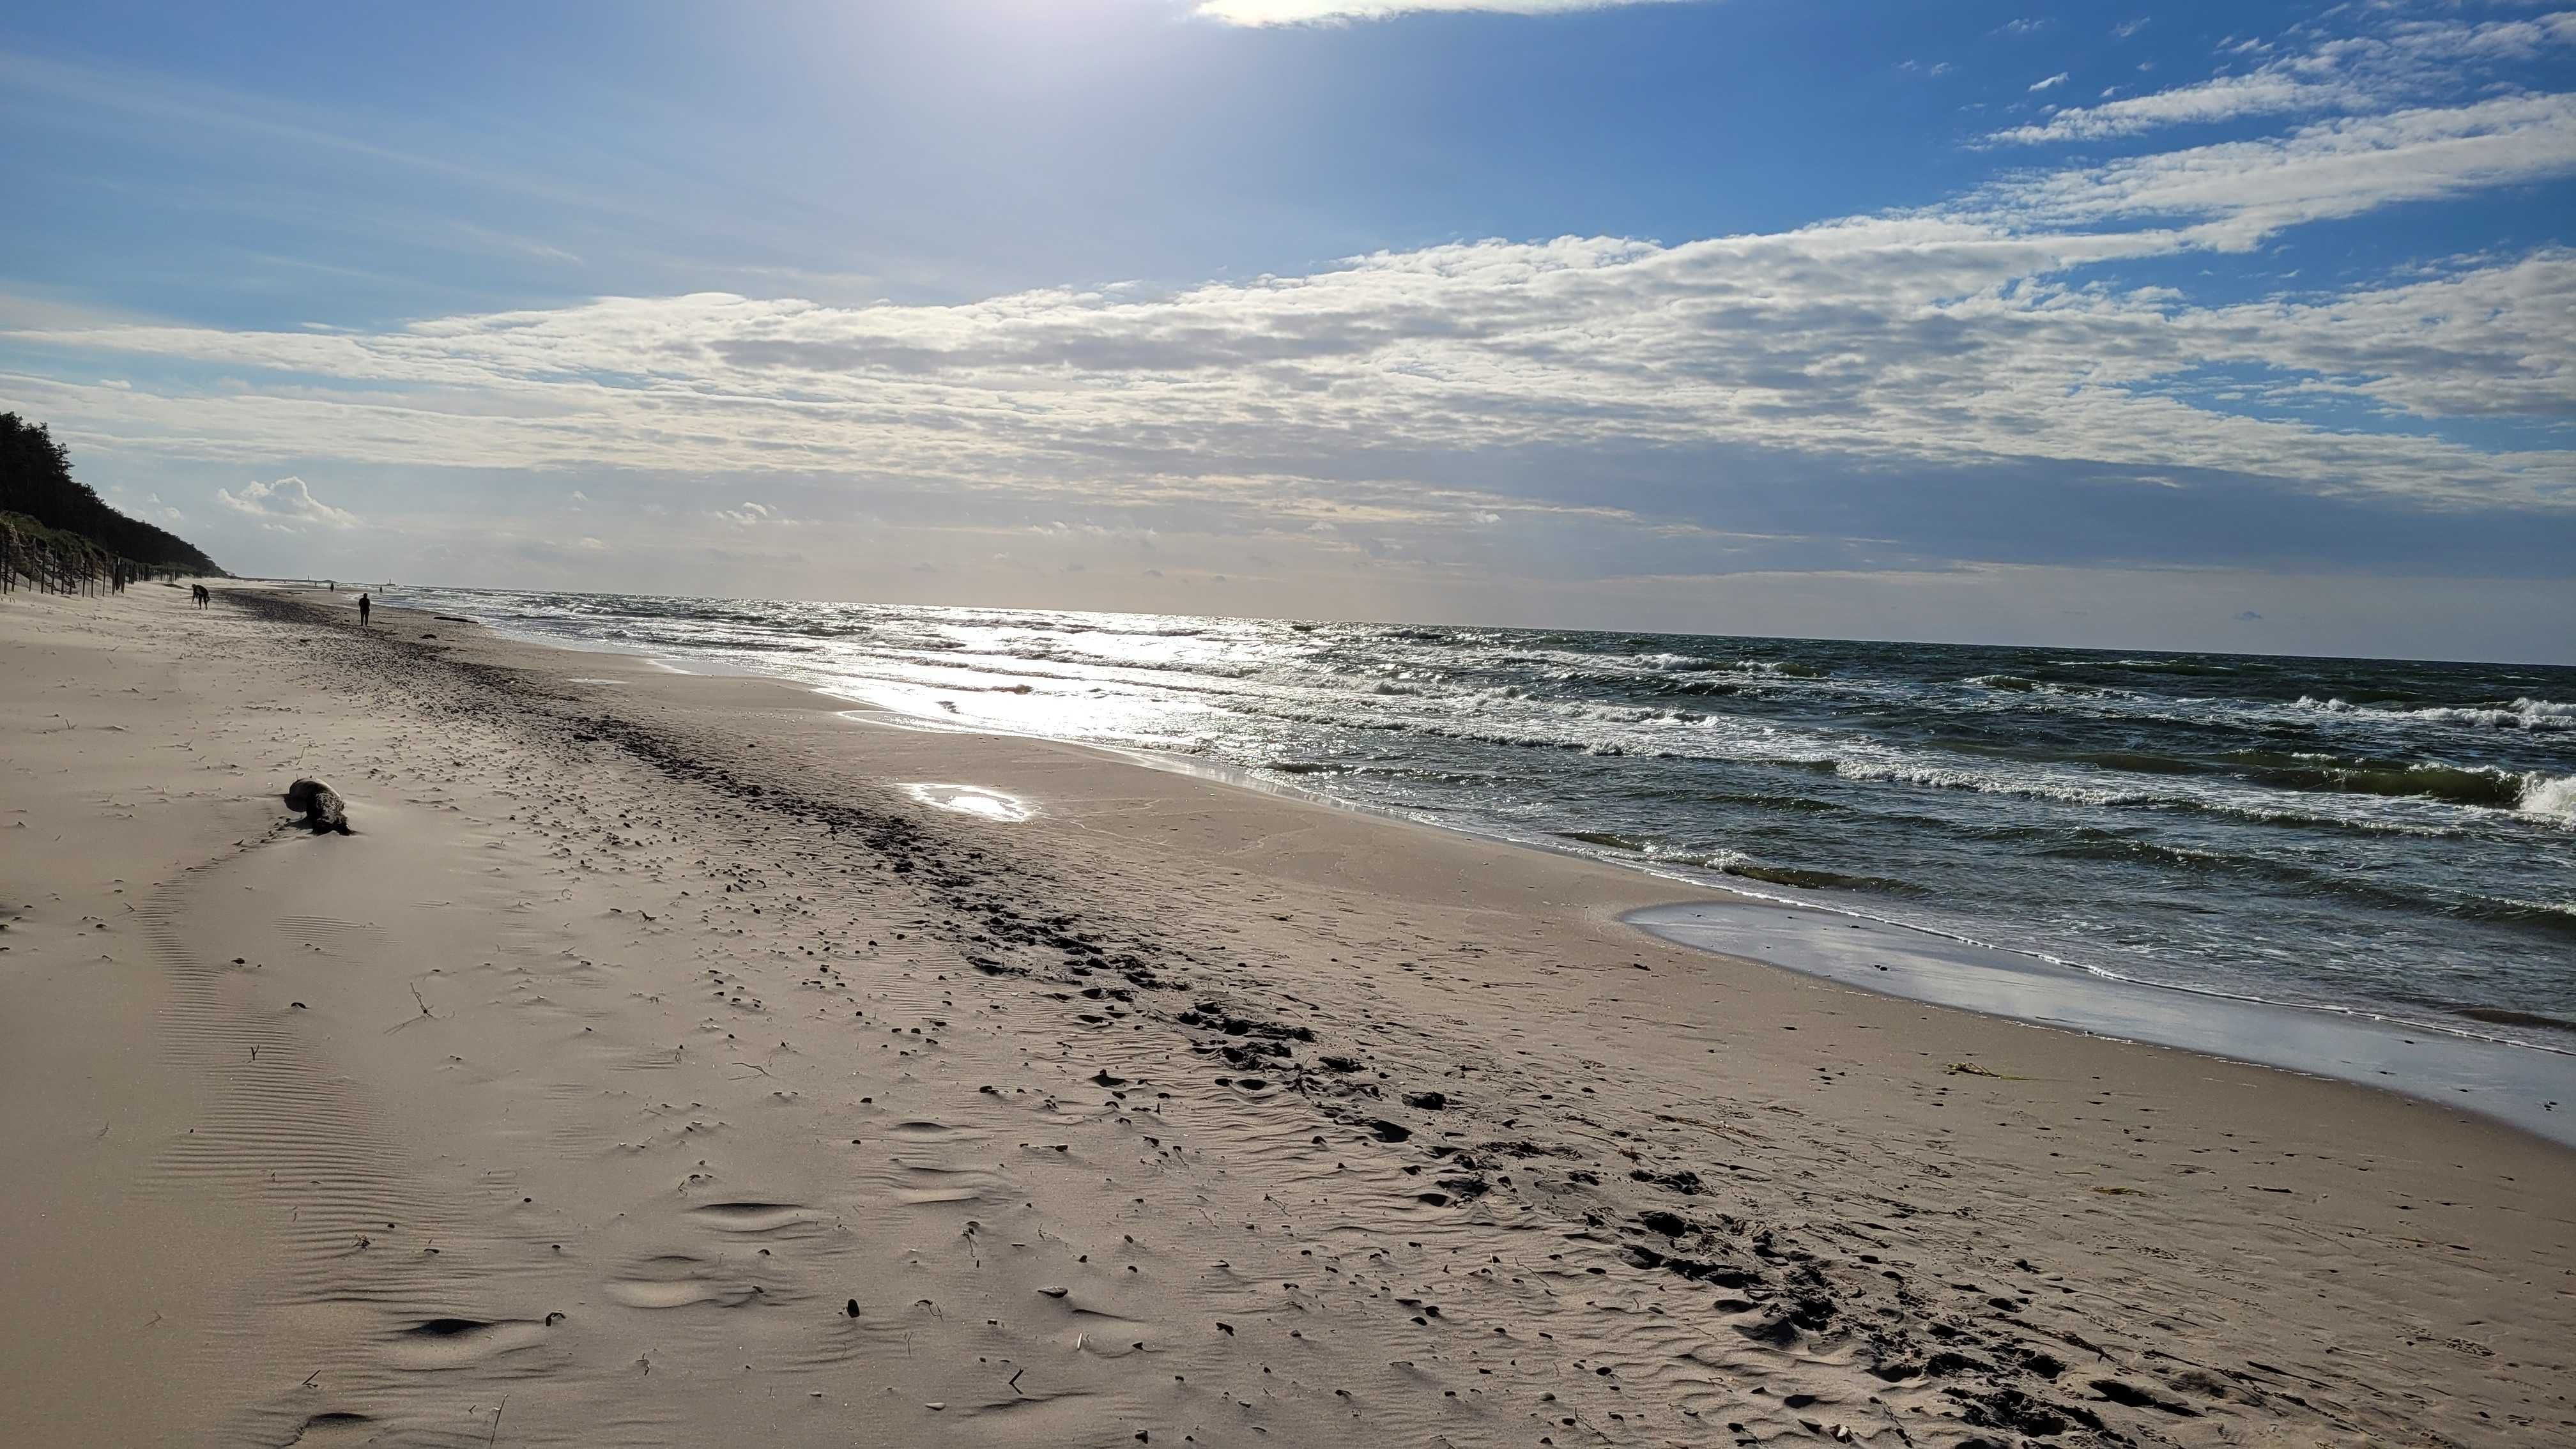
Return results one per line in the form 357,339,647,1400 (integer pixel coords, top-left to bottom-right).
901,783,1034,822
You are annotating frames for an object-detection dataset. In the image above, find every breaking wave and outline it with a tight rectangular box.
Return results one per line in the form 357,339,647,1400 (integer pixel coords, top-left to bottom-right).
2522,774,2576,825
2297,694,2573,732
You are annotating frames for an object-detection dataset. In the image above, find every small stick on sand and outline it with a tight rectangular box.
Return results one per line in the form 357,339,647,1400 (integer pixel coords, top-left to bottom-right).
385,983,437,1034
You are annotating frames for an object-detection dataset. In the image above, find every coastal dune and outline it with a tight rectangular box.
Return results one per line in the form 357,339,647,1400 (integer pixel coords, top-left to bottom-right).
3,585,2570,1447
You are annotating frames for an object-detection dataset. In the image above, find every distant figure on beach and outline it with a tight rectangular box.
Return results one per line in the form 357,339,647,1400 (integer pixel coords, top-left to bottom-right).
192,583,209,608
358,592,371,627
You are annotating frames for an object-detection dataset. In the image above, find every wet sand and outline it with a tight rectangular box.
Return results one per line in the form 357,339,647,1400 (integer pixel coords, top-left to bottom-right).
1630,901,2576,1149
4,583,2572,1448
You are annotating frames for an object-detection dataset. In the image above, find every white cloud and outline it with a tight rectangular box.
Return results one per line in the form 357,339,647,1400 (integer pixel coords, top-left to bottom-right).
1997,70,2321,142
214,475,359,530
2030,72,2070,93
105,484,186,526
13,215,2568,528
1193,0,1685,24
1993,11,2576,144
2175,249,2576,420
8,88,2571,564
1978,93,2576,246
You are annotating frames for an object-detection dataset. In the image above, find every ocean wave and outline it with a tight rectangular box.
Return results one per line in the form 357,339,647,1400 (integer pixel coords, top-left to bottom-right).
2296,694,2574,732
2060,749,2208,776
602,628,822,654
1495,648,1830,684
1268,760,1501,787
2522,774,2576,825
1965,673,2111,698
960,642,1269,680
1553,832,1927,896
2453,1006,2576,1033
1826,758,2155,808
2217,758,2576,825
2105,657,2243,676
1718,861,1930,896
1560,829,1653,852
1814,755,2481,835
1689,790,1849,815
2027,834,2576,932
1646,677,1745,698
2232,758,2533,810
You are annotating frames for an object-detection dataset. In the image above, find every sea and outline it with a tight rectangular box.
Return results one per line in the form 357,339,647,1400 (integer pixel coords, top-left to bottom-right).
387,587,2576,1056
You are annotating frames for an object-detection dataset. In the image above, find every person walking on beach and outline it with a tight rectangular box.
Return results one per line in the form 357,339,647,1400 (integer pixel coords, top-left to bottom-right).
357,591,371,627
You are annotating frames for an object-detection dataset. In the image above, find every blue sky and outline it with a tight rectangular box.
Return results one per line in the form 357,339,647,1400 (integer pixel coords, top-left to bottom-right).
3,1,2572,659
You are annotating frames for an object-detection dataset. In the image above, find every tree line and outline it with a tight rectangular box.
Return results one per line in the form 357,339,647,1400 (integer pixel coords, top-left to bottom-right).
1,411,222,592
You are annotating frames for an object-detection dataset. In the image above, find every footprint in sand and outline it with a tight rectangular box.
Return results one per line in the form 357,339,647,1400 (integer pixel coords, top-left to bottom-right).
888,1119,988,1142
891,1162,1013,1205
604,1252,768,1310
281,1411,379,1445
950,1390,1119,1442
684,1201,818,1233
383,1315,557,1371
1031,1287,1157,1351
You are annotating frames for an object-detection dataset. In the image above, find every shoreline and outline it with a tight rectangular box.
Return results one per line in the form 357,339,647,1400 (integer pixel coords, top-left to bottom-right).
9,582,2573,1446
1630,900,2576,1149
429,593,2576,1146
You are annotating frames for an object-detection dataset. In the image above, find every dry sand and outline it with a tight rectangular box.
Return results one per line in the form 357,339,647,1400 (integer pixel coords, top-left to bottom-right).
3,582,2570,1448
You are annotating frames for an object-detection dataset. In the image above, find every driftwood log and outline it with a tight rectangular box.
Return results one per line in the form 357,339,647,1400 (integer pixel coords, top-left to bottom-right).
284,778,351,834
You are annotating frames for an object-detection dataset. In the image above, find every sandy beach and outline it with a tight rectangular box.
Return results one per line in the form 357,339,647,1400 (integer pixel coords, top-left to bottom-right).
4,583,2570,1449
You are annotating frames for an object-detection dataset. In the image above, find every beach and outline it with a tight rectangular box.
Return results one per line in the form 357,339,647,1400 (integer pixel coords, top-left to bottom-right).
4,583,2571,1448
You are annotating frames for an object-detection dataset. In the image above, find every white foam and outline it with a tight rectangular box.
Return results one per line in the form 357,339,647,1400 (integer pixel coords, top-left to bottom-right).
2297,694,2575,732
2520,773,2576,825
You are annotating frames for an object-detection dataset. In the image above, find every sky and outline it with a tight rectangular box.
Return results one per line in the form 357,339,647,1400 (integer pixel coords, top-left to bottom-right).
1,1,2572,661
